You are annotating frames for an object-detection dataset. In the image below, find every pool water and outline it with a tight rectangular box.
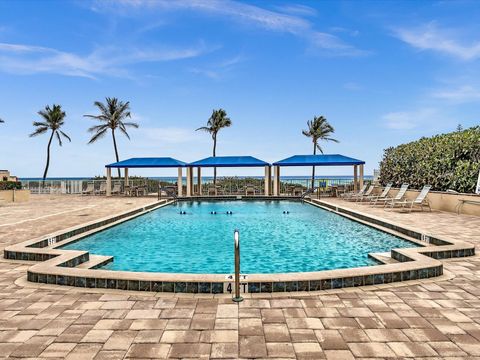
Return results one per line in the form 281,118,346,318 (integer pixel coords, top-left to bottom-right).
61,201,418,274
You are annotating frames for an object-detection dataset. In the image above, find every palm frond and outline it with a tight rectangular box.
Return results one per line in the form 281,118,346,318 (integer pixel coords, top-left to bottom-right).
29,127,49,137
33,121,49,128
55,131,63,146
118,126,131,140
87,124,109,133
0,118,4,123
59,130,71,142
88,128,108,144
121,121,139,128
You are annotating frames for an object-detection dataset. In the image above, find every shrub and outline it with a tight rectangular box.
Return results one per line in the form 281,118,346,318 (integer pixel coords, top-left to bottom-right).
378,127,480,193
0,181,22,190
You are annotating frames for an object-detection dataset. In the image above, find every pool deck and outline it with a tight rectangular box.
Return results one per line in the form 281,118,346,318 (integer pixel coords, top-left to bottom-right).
0,195,480,358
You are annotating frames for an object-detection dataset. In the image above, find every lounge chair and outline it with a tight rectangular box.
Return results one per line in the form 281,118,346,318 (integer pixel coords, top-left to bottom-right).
245,185,256,196
366,183,393,205
340,184,367,200
82,183,94,196
373,183,409,207
208,186,216,196
350,185,375,202
95,182,106,195
387,185,432,212
111,183,122,195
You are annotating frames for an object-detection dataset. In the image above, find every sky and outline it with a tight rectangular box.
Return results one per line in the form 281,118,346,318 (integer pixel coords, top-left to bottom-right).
0,0,479,178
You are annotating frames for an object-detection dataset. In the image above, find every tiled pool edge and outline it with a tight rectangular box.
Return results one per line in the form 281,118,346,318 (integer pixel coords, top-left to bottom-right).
3,198,475,295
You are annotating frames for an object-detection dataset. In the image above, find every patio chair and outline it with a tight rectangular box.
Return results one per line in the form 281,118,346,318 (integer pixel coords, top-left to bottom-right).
366,183,393,205
111,183,122,195
82,183,94,196
208,186,217,196
245,185,256,196
372,183,409,207
349,184,375,202
95,182,106,196
293,186,304,196
340,184,367,200
387,185,432,212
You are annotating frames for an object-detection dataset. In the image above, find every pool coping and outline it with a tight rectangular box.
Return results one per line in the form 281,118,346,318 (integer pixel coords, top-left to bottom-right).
3,198,475,294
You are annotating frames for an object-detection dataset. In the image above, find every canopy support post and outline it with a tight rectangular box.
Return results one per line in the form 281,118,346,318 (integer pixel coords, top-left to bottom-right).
264,165,271,196
106,167,112,197
197,167,202,195
177,167,183,197
186,167,192,197
124,168,129,188
273,166,280,196
353,165,358,192
359,164,364,190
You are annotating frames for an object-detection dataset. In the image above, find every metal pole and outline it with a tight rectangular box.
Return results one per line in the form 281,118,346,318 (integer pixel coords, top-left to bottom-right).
232,229,243,302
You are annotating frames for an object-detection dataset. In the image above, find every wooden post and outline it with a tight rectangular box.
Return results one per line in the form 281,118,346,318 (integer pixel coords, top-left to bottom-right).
106,167,112,197
353,165,358,192
264,165,271,196
186,167,192,197
359,164,364,190
177,167,183,197
197,167,202,195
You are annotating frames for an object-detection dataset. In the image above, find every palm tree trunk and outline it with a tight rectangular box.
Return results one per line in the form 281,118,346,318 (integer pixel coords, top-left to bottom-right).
112,129,121,178
213,134,217,186
42,130,55,183
311,142,317,190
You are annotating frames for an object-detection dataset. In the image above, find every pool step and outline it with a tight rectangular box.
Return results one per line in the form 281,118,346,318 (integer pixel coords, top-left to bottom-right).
368,252,399,265
76,255,113,269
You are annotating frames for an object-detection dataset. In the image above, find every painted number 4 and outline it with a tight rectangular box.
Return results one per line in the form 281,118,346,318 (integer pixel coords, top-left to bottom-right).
224,274,248,294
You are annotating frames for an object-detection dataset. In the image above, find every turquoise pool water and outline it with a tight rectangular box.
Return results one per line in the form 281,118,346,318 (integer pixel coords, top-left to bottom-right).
61,201,418,274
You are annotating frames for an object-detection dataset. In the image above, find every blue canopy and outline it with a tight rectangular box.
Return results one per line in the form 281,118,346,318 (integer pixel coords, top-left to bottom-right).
273,154,365,166
188,156,270,168
106,157,186,168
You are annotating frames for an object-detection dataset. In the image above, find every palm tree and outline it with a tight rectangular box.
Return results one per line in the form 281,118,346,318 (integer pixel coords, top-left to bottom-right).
302,116,339,189
0,118,4,123
196,109,232,185
84,97,139,178
29,105,71,181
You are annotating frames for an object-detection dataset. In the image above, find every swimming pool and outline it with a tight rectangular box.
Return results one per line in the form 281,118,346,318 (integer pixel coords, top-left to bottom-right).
61,201,418,274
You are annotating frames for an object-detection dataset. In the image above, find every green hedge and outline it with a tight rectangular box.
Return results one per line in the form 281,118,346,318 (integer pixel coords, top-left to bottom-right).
378,127,480,193
0,181,22,190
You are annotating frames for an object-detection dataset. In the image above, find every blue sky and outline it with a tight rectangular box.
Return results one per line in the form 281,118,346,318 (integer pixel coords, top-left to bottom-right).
1,0,479,178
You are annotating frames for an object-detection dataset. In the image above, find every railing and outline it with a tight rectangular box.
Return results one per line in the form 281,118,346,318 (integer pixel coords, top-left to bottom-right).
21,177,371,197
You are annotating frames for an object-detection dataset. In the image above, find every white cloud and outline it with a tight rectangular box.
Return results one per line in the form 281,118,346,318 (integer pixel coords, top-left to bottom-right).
343,82,362,91
383,108,437,130
394,22,480,61
432,85,480,103
189,54,246,79
0,41,210,79
92,0,365,57
273,4,317,17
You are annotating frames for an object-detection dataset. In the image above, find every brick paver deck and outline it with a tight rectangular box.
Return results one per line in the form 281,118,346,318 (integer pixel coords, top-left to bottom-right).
0,195,479,359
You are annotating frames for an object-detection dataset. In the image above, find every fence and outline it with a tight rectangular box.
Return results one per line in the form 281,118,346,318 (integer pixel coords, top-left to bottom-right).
22,177,368,196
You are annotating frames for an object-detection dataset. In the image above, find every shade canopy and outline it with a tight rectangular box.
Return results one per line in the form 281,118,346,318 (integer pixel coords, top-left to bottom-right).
273,154,365,167
188,156,270,168
106,157,187,168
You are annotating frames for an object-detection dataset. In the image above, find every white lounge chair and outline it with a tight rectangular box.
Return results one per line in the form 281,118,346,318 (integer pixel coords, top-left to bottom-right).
367,183,393,205
375,183,409,207
388,185,432,212
95,182,106,195
111,183,122,195
341,184,368,200
350,184,375,202
82,183,94,196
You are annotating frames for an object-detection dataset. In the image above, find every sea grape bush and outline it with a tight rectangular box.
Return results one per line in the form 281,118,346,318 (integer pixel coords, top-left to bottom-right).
0,181,22,190
378,127,480,193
